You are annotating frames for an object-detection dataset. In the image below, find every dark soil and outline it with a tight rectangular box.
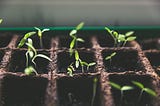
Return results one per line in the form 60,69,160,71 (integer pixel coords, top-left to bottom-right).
140,38,160,50
8,49,50,74
102,49,144,72
56,75,101,106
0,50,5,63
0,73,48,106
57,50,96,73
109,74,155,106
144,50,160,76
0,33,13,48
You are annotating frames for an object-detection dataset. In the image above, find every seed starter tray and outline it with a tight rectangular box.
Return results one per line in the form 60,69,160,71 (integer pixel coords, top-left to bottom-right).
0,30,160,106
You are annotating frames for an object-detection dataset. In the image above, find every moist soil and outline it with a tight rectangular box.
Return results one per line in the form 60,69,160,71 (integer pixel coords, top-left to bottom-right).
0,32,160,106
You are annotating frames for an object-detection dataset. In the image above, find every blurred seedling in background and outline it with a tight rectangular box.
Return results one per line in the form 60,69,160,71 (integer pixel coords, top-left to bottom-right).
109,81,134,102
132,81,157,101
105,27,136,47
91,77,98,106
0,19,3,24
34,27,50,49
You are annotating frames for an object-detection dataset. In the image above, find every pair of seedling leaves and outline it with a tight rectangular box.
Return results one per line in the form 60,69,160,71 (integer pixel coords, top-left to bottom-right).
109,81,157,102
67,22,96,76
18,28,51,75
105,27,136,47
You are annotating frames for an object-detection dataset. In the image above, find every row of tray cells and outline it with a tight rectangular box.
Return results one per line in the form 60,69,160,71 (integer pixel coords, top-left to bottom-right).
0,33,136,49
0,74,154,106
0,48,144,74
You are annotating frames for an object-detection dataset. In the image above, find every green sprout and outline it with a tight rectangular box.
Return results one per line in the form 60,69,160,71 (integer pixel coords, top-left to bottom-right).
0,19,3,24
105,52,116,62
105,27,136,47
18,37,52,75
17,31,36,48
109,81,134,101
91,77,98,106
69,22,84,56
67,50,96,76
132,81,157,101
34,27,50,48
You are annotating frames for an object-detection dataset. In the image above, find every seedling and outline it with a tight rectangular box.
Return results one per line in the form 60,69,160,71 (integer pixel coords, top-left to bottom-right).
105,27,136,47
67,50,96,76
132,81,157,101
35,27,50,48
0,19,2,24
109,81,134,101
69,22,84,56
91,77,98,106
18,37,52,75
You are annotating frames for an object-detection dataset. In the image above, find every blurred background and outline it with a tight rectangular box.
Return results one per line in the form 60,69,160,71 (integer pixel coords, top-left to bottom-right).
0,0,160,27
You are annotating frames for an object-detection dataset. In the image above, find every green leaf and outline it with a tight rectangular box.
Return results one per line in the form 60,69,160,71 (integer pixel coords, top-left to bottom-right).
33,54,52,62
42,28,50,33
17,32,36,48
144,88,157,97
75,60,79,68
121,86,134,91
70,38,76,49
70,30,77,36
81,61,88,66
118,34,125,42
110,52,116,57
125,31,134,37
76,38,85,42
126,37,136,41
18,38,26,48
132,81,144,89
105,27,112,34
75,50,79,61
112,31,118,38
109,81,121,90
76,22,84,30
0,19,2,23
105,56,111,60
25,42,37,55
24,31,36,39
88,62,96,66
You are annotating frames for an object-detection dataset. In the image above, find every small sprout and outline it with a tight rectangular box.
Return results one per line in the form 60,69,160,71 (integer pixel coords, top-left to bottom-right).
109,81,134,101
0,19,3,24
91,77,98,106
35,27,50,48
17,31,36,48
132,81,157,101
105,52,116,61
69,22,85,56
24,66,38,75
105,27,136,47
67,63,75,77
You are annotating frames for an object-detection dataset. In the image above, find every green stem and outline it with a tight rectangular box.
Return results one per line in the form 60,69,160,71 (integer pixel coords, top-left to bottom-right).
138,90,143,102
91,78,97,106
122,40,127,47
82,66,84,73
120,90,123,103
40,36,43,49
25,51,29,67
